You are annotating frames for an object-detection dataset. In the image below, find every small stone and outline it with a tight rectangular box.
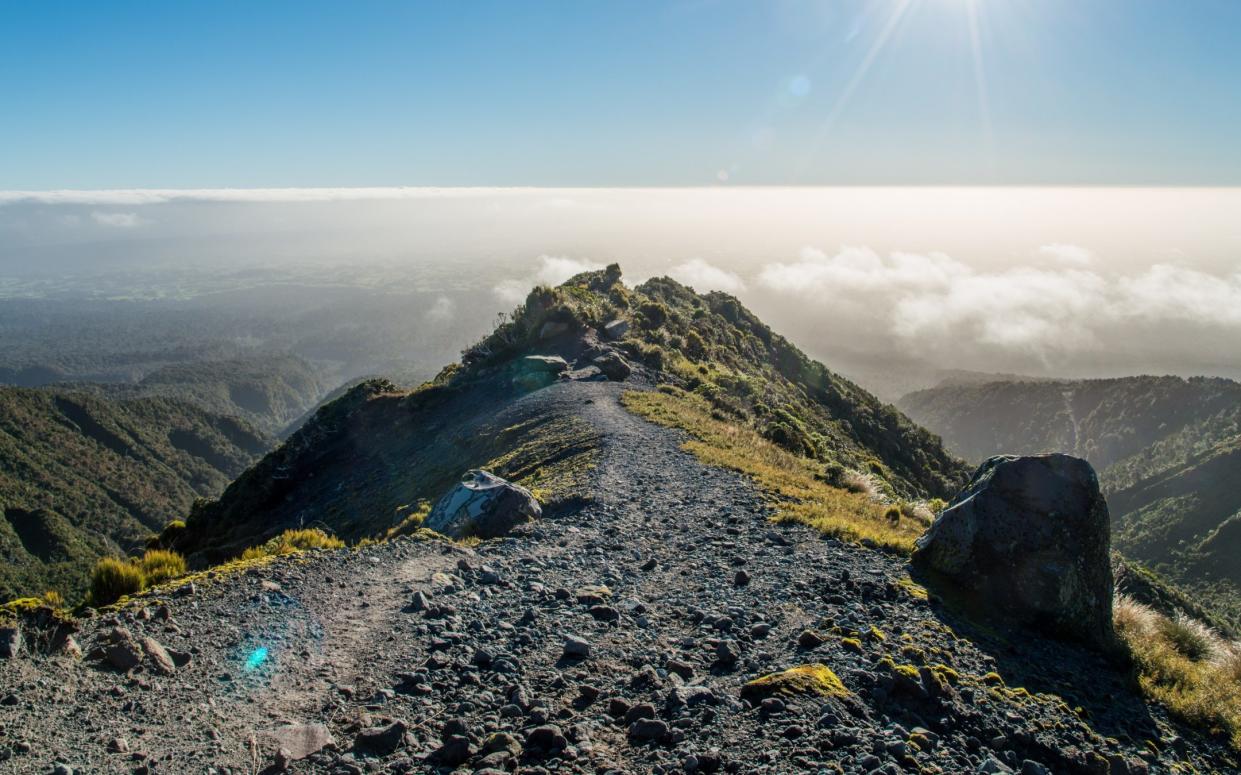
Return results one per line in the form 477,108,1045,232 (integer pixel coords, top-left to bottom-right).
589,605,619,622
562,635,591,659
0,693,17,706
733,570,751,587
624,703,657,723
525,724,567,752
797,630,824,649
353,720,407,755
628,719,669,743
108,737,129,753
140,636,176,675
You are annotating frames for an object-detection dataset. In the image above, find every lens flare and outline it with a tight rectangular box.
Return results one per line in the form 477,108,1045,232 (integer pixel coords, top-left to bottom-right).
244,646,269,671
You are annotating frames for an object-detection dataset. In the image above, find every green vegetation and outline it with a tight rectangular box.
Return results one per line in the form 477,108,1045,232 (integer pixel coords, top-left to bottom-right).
89,557,147,606
0,387,270,604
240,528,345,560
1114,594,1241,750
740,664,851,701
89,548,195,606
623,388,922,552
138,549,188,585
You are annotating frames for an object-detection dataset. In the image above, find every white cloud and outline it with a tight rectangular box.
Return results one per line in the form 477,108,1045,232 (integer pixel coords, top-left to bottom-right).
492,255,605,304
757,245,1241,366
1118,264,1241,327
1037,243,1095,266
425,296,456,323
668,258,746,293
90,211,145,228
0,187,564,206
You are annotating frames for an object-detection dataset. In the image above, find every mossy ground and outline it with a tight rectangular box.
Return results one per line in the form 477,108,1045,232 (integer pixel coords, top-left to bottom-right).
621,388,921,552
741,664,851,701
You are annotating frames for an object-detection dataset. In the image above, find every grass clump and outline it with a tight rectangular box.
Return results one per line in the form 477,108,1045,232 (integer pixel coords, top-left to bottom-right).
89,557,147,606
741,664,851,702
1114,594,1241,750
622,388,922,553
138,549,187,585
240,528,345,561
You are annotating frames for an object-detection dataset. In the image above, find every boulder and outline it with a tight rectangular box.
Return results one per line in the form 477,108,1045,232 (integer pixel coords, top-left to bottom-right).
592,351,631,381
259,723,336,760
423,470,542,539
911,454,1114,649
603,319,630,340
0,625,21,658
513,355,570,391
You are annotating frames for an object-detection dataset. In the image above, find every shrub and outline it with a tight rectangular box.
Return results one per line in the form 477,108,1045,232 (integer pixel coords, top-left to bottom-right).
139,549,187,585
637,301,669,329
90,558,146,606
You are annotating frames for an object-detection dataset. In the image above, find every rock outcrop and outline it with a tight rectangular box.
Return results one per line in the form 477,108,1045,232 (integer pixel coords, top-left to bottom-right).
911,454,1115,649
423,470,542,539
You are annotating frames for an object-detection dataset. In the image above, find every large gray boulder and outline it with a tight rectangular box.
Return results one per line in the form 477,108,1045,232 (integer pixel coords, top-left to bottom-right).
911,454,1115,649
424,470,542,539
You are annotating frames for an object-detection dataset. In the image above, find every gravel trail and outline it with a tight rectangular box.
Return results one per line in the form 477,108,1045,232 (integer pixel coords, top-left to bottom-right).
1,381,1232,774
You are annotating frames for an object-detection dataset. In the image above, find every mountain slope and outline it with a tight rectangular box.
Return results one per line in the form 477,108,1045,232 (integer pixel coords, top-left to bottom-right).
0,387,270,602
2,381,1234,773
64,354,329,437
898,376,1241,627
170,266,967,565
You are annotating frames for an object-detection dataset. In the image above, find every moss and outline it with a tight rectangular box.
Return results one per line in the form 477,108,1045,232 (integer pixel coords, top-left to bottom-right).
930,664,960,684
982,672,1005,686
741,664,851,701
867,625,886,642
841,637,864,653
895,575,929,600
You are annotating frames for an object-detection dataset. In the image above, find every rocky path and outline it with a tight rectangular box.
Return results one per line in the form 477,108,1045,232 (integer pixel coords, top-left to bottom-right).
0,382,1232,774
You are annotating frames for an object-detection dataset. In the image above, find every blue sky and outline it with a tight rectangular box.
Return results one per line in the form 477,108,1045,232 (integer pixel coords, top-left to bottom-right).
2,0,1240,188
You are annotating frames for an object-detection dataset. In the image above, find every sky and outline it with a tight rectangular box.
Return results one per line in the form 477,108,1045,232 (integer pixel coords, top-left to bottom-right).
3,0,1241,187
0,3,1239,390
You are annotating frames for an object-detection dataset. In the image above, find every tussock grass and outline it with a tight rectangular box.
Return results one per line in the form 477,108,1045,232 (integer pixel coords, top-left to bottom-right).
1114,594,1241,750
89,557,147,606
240,528,345,561
138,549,187,585
621,388,922,552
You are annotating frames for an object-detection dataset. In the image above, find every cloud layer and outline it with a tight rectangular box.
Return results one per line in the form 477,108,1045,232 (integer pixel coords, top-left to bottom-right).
757,245,1241,367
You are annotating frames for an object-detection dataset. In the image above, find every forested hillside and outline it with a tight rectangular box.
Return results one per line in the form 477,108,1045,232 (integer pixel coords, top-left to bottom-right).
0,387,270,601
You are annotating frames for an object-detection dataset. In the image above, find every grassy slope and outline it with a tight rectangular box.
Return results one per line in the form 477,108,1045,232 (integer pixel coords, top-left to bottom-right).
0,387,270,602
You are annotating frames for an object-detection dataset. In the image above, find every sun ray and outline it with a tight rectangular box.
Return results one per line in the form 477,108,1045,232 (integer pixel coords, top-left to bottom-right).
798,0,916,175
966,0,997,174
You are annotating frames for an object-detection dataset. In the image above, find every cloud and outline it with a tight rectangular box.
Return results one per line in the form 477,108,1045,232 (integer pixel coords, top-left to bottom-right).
0,187,570,206
668,258,746,293
424,296,456,323
90,211,144,228
1037,243,1094,266
757,245,1241,366
492,255,605,304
